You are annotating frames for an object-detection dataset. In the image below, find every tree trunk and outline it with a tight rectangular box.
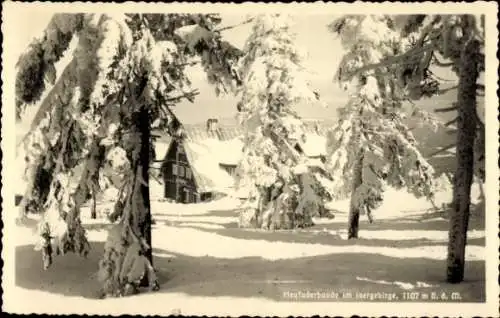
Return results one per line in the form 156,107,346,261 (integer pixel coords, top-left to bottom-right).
348,149,364,239
130,106,153,287
91,190,97,219
67,141,103,222
446,38,480,283
96,106,156,296
256,186,270,228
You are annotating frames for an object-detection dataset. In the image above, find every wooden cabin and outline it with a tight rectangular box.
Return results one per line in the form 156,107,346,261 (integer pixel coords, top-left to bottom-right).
159,119,244,204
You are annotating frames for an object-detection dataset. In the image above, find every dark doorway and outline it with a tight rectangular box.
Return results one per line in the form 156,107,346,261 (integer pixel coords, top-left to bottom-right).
182,187,191,203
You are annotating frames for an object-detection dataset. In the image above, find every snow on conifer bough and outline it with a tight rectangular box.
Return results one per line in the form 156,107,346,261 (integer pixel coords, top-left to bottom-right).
13,11,487,300
328,14,485,282
15,12,243,297
233,14,336,230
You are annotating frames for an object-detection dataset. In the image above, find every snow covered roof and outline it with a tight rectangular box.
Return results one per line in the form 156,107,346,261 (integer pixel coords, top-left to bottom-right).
183,131,326,168
205,137,244,166
179,123,245,166
182,139,236,194
183,123,243,142
154,124,245,194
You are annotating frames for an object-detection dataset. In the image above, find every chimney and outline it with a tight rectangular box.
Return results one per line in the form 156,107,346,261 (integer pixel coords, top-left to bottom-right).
206,118,219,137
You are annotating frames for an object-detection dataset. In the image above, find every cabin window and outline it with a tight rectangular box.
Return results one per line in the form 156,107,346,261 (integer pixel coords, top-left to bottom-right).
172,164,178,176
178,165,185,177
178,153,188,163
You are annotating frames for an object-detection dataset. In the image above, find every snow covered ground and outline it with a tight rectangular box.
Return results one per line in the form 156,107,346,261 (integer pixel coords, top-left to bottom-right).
3,184,488,316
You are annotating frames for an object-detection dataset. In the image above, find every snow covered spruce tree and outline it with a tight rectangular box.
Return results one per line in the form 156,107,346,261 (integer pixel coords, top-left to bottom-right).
409,14,485,284
327,15,451,239
235,14,332,230
400,15,485,283
330,14,485,281
16,13,241,297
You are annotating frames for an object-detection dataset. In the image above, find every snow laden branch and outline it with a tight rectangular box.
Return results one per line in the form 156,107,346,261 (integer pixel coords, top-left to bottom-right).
19,13,132,269
336,42,437,83
327,15,447,239
330,15,485,92
174,15,244,96
16,13,84,117
235,14,331,230
17,13,242,297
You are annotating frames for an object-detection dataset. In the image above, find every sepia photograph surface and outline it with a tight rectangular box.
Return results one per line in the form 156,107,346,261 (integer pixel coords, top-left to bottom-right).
2,1,499,316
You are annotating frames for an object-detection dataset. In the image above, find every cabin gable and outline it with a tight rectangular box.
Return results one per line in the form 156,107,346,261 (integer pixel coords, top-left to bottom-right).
161,139,200,203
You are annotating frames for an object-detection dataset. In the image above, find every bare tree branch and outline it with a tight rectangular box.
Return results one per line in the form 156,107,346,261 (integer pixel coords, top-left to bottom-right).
175,61,200,68
437,85,459,95
435,105,458,113
164,89,200,103
215,17,255,33
427,69,457,82
428,143,456,157
444,117,458,127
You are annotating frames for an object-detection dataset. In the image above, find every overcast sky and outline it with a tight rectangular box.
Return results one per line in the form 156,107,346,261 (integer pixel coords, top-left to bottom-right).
8,10,461,129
